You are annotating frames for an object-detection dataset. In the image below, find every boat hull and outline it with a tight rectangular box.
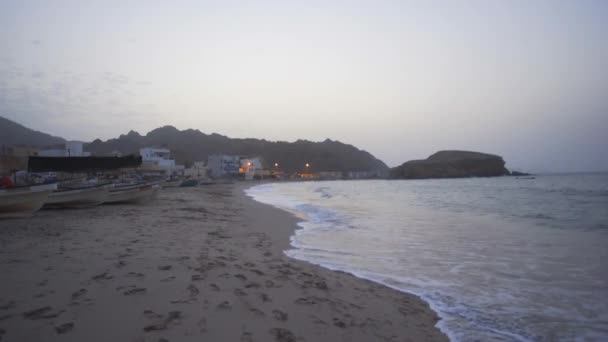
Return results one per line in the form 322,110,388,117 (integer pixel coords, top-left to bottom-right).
44,185,111,209
163,179,182,188
180,179,199,187
0,184,56,218
105,183,161,204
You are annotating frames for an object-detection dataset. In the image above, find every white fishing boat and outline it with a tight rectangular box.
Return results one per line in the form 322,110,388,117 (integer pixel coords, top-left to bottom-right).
0,183,58,218
44,183,113,209
105,180,162,204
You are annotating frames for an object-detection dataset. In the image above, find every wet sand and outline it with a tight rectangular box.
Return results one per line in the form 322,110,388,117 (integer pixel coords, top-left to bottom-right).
0,183,448,342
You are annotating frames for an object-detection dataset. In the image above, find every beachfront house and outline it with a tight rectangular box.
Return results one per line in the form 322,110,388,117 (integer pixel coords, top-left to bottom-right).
139,147,176,170
207,154,240,178
239,157,263,180
39,141,91,157
184,161,208,179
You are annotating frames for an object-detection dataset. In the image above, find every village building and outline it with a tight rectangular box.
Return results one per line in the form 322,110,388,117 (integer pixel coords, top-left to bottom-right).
39,141,91,157
207,154,240,178
184,161,208,179
139,147,176,169
239,157,263,180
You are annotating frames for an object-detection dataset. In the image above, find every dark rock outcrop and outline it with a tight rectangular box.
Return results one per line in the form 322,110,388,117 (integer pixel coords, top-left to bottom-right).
390,150,509,179
510,170,531,176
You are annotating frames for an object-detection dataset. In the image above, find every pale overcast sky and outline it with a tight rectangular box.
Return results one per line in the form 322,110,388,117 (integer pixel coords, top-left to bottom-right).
1,0,607,171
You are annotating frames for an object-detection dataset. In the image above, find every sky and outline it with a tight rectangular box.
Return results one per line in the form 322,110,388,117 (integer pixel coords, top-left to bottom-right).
1,0,607,172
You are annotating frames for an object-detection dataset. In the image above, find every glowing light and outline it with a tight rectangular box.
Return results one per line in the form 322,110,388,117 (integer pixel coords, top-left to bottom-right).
305,163,310,168
274,163,279,167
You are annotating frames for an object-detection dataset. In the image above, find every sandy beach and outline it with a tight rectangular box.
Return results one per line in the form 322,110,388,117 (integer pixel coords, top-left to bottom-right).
0,183,447,342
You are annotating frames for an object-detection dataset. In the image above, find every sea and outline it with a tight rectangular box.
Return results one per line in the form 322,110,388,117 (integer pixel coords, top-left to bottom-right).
246,173,608,341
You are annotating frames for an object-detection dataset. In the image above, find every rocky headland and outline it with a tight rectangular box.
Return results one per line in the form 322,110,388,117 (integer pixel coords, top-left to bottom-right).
390,150,511,179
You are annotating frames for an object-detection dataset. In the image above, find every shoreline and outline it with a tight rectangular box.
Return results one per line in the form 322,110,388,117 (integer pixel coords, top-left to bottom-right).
0,183,448,341
241,181,451,340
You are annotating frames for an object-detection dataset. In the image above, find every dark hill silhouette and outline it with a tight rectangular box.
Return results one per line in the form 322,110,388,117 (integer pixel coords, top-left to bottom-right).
86,125,388,173
0,116,65,147
390,150,509,179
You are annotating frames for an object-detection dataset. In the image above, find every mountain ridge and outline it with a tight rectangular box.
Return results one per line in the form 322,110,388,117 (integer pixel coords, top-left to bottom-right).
0,117,388,173
0,116,66,147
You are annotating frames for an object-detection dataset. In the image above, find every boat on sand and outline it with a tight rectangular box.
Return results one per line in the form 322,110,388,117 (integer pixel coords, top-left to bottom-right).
180,179,199,187
0,183,58,218
44,183,112,209
105,180,162,204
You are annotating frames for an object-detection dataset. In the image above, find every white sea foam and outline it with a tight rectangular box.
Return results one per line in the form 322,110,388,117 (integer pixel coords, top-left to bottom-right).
246,175,608,341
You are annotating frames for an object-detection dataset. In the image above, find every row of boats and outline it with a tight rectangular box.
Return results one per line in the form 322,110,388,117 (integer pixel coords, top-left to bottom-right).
0,179,163,219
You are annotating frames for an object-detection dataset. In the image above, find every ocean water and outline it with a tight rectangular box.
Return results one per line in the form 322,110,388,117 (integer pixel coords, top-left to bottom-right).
246,174,608,341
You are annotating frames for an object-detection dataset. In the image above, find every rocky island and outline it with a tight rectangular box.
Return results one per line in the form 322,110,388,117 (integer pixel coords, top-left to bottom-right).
390,150,510,179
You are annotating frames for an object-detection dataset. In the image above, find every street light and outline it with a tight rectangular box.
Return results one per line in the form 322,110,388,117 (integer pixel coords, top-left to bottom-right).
274,163,279,167
305,163,310,169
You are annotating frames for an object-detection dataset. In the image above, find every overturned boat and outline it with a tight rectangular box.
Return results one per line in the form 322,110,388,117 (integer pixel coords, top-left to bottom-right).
105,180,162,204
0,183,57,218
44,183,113,209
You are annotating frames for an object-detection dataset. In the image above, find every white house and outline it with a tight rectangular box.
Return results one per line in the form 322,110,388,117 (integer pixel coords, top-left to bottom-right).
184,161,208,179
39,141,91,157
240,157,263,180
139,147,176,170
207,154,240,178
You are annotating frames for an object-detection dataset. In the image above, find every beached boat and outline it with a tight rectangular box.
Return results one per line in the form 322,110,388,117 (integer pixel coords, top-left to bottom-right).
163,179,182,188
180,179,199,187
105,180,162,204
44,183,112,209
0,183,57,218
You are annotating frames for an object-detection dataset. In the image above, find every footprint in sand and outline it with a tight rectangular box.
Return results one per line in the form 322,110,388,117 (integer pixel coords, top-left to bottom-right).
210,284,220,291
22,306,64,320
158,265,172,271
91,272,113,281
250,308,265,317
187,284,199,297
332,318,347,328
240,332,254,342
123,288,146,296
114,260,127,268
258,293,272,302
127,272,144,278
143,311,181,332
269,328,296,342
0,301,15,311
216,301,231,310
272,310,288,322
55,322,74,334
233,288,247,297
143,310,163,319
